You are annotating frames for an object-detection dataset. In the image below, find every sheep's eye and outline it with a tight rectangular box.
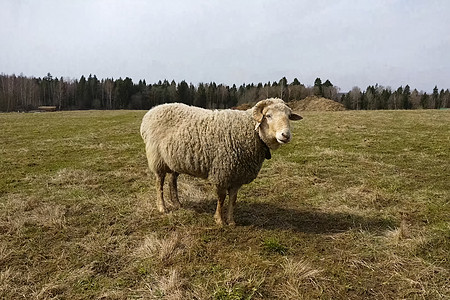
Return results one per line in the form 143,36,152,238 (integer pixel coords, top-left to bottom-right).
265,114,272,119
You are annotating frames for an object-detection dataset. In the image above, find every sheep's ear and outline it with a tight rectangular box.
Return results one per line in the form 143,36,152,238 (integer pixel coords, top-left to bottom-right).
252,99,272,123
289,113,303,121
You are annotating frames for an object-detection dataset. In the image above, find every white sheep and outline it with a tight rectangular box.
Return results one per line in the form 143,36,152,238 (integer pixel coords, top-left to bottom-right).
140,98,302,225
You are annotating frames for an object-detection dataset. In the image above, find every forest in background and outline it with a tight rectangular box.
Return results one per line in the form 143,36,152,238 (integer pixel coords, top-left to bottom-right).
0,73,449,112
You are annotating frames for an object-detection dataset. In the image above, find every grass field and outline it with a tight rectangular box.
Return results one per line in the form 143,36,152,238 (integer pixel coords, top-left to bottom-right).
0,109,449,299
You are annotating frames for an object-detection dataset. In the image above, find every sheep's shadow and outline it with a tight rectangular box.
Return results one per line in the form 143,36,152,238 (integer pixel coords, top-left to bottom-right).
184,199,395,234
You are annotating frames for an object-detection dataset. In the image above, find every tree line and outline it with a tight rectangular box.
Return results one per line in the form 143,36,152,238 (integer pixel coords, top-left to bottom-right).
0,73,448,112
341,84,450,110
0,73,336,112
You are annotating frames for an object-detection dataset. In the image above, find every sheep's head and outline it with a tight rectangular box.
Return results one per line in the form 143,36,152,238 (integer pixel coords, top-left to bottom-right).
252,98,302,150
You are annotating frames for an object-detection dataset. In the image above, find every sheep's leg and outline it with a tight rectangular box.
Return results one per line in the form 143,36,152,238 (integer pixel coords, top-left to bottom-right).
227,186,240,226
214,188,227,226
155,172,167,213
168,172,181,209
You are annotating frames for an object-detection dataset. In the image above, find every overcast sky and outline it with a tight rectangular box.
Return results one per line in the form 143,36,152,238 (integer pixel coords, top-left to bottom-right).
1,0,449,92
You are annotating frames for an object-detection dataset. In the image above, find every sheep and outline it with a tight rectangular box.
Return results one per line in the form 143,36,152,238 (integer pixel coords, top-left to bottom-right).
140,98,302,225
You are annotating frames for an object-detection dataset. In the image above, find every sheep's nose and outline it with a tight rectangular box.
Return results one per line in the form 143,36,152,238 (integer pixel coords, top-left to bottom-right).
282,132,291,139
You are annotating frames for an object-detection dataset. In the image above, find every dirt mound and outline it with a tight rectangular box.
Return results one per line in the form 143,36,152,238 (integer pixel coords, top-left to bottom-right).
232,103,254,110
288,96,346,111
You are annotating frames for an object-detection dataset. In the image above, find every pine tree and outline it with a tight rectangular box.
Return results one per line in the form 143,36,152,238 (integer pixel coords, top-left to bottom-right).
439,89,446,109
402,85,411,109
292,78,301,85
380,88,391,109
323,79,333,87
88,74,101,108
314,78,323,96
432,86,439,109
420,92,429,109
195,83,207,108
177,80,190,104
76,75,88,109
229,84,238,107
322,79,334,99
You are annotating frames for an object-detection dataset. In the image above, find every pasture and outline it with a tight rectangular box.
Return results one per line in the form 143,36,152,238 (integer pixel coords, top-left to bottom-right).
0,109,448,299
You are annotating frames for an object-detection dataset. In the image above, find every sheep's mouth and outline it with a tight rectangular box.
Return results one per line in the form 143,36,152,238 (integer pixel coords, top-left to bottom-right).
277,138,290,144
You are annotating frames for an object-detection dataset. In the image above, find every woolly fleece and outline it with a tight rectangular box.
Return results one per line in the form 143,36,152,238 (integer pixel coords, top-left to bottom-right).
140,103,266,189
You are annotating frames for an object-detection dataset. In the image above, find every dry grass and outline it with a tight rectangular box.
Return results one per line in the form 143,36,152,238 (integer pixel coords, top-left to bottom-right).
0,109,449,299
141,268,186,299
135,232,183,263
278,258,322,299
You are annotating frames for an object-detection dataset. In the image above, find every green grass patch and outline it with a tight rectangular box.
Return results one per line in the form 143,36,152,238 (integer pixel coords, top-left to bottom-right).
261,237,289,255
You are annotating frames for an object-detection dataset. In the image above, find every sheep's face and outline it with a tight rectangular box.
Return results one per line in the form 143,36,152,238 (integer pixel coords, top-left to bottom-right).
253,99,302,150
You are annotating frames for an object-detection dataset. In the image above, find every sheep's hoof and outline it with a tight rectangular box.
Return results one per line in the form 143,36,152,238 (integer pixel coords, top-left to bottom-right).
171,201,181,210
228,221,236,227
214,215,225,226
157,206,168,213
